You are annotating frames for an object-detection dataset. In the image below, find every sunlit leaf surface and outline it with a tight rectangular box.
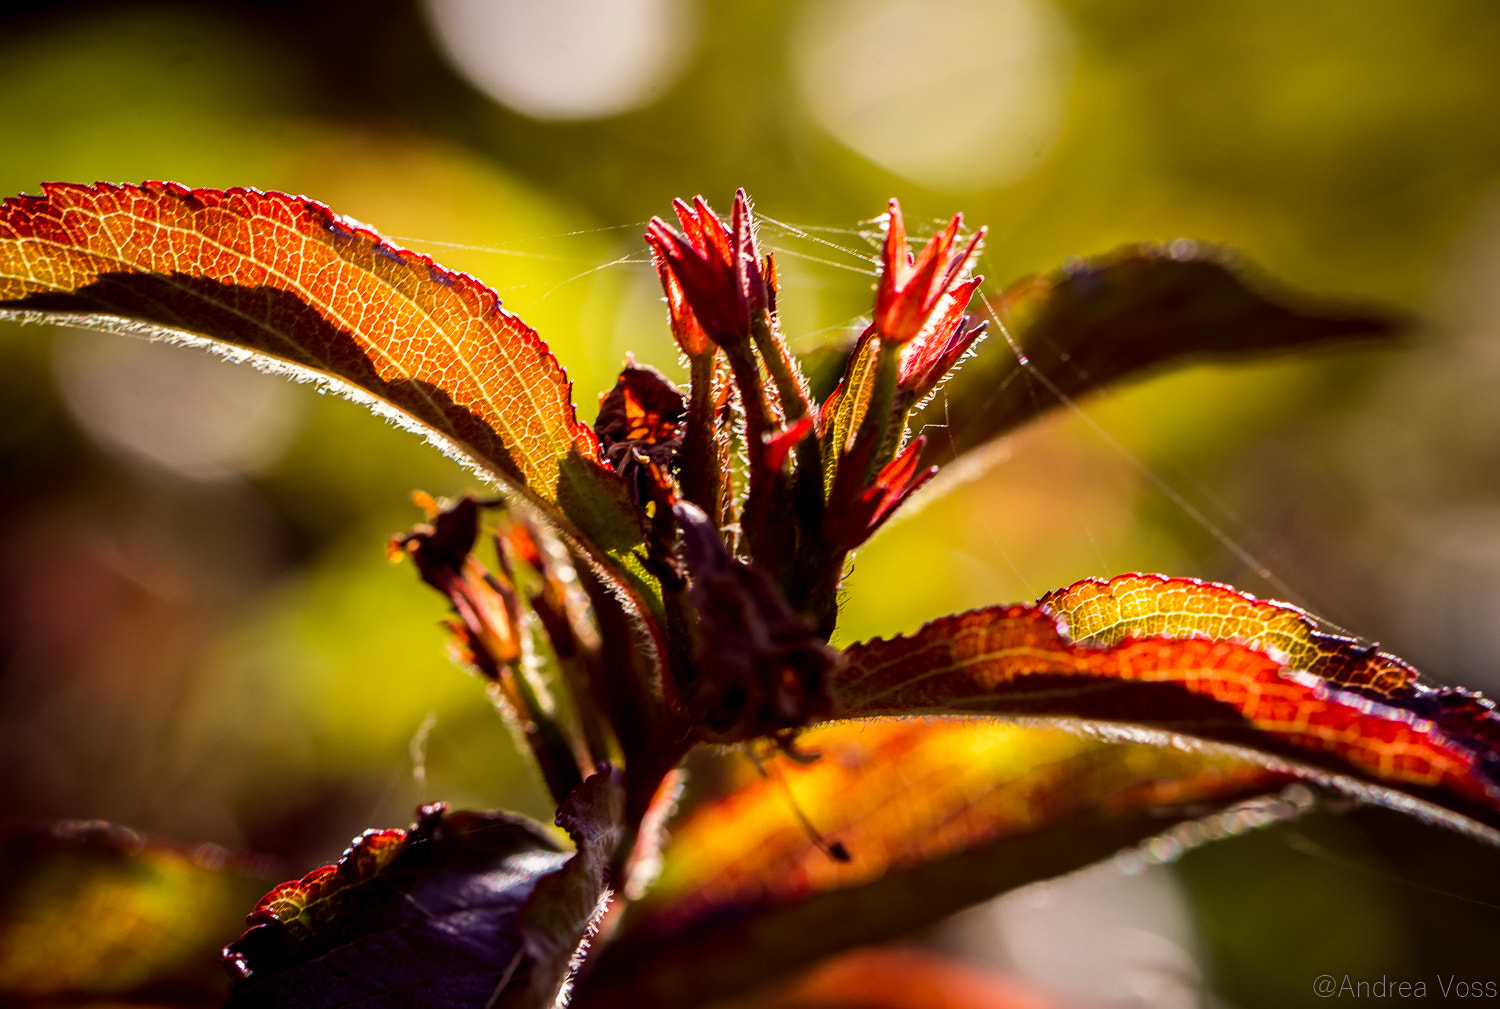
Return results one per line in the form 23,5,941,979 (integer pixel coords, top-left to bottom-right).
0,820,270,1007
1043,573,1453,695
912,244,1404,470
224,768,623,1009
833,577,1500,837
578,720,1290,1008
0,182,646,575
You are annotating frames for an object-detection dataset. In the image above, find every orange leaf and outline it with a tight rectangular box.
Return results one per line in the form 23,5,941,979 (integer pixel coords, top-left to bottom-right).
833,577,1500,838
577,719,1290,1008
0,182,648,586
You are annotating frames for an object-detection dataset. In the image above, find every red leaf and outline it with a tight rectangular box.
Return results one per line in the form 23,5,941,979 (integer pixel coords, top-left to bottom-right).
833,576,1500,838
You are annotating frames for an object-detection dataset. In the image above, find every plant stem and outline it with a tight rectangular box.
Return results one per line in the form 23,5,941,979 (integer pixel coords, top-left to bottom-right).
751,314,811,423
679,351,721,523
500,670,587,806
722,338,773,469
556,649,616,770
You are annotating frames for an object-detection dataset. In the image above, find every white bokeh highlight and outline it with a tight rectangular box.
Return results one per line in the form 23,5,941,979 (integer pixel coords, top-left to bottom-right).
54,332,305,482
793,0,1075,191
935,862,1209,1009
422,0,701,121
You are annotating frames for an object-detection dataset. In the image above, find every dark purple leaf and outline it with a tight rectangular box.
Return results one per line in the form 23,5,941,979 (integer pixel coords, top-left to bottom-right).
224,768,624,1009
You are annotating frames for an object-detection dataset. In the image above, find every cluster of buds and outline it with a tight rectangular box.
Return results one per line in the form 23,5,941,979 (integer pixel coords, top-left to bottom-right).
405,191,988,752
635,192,988,728
645,192,768,352
644,190,817,574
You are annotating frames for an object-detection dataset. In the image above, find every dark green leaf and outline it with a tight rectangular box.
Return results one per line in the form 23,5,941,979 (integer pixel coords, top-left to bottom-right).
913,244,1405,470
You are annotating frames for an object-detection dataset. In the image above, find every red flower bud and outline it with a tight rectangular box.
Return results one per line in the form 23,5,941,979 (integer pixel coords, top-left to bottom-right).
873,198,985,345
650,243,712,357
645,189,768,347
898,313,988,401
762,415,815,476
825,436,938,550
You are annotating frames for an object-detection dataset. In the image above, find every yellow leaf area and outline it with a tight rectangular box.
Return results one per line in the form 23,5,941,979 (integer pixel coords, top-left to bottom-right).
1046,574,1421,693
0,831,265,1001
641,718,1282,925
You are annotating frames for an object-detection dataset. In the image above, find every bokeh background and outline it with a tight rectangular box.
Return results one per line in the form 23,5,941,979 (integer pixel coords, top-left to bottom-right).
2,0,1500,1006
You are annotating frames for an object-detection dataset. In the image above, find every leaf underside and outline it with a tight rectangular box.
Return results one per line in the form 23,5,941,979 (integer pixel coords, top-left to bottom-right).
580,720,1292,1008
497,766,625,1009
911,244,1405,471
223,808,567,1009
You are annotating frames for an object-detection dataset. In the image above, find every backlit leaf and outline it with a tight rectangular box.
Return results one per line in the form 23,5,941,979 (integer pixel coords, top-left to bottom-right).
911,244,1404,471
577,720,1291,1008
0,182,649,598
1042,573,1446,695
223,768,624,1009
0,820,270,1007
832,578,1500,838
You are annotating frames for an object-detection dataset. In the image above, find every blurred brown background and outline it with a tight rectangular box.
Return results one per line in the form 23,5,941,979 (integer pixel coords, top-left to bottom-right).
2,1,1499,1005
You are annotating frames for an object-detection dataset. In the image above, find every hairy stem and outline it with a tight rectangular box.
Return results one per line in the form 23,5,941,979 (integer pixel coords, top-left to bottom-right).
751,314,811,423
502,670,587,807
679,350,721,523
556,649,617,770
722,338,774,469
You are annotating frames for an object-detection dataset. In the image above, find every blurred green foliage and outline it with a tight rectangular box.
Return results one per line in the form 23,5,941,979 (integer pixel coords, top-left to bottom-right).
2,1,1499,1005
